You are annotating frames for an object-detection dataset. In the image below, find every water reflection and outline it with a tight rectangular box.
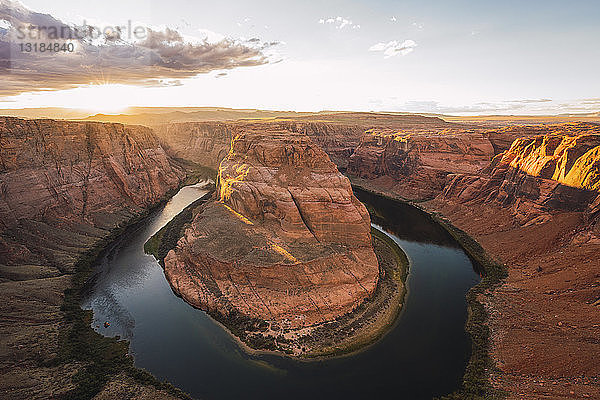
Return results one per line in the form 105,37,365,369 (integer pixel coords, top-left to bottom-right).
354,188,460,248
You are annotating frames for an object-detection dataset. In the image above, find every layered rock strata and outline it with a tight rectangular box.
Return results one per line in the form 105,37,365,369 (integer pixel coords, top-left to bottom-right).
342,122,600,398
153,122,234,169
347,129,495,200
153,113,460,174
0,117,185,399
0,118,185,267
442,132,600,226
153,119,366,171
424,128,600,399
163,129,379,329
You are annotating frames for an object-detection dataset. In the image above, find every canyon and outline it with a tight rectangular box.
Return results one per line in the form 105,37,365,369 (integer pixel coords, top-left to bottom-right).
346,128,495,201
154,116,600,398
339,123,600,399
442,132,600,225
428,130,600,399
2,111,600,399
0,117,187,399
152,113,456,171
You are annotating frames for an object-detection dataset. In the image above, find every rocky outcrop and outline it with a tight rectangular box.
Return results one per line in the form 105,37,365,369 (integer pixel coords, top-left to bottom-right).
442,132,600,226
0,117,185,399
482,122,600,155
341,121,600,399
270,120,365,170
270,114,457,170
424,128,600,398
345,123,600,204
0,117,185,268
163,129,379,329
347,129,495,200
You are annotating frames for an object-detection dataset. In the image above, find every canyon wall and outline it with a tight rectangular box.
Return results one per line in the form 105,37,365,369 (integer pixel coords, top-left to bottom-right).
442,132,600,227
345,122,600,204
481,122,600,155
269,120,365,170
347,129,495,200
154,119,365,171
163,128,379,329
424,126,600,399
153,113,459,173
0,117,185,269
153,122,234,169
0,117,185,399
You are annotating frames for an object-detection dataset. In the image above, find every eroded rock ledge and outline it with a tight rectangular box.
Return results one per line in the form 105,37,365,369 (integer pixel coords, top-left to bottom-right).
163,130,380,333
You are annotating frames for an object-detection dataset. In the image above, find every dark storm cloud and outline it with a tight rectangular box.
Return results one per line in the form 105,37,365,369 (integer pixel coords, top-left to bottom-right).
0,0,278,96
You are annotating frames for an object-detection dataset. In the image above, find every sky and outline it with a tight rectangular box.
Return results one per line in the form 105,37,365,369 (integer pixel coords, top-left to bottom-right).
0,0,599,115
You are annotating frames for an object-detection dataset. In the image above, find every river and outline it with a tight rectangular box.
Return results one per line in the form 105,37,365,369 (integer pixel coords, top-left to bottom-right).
82,184,481,399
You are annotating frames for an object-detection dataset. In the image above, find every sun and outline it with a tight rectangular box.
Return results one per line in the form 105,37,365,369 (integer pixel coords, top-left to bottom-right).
19,84,141,115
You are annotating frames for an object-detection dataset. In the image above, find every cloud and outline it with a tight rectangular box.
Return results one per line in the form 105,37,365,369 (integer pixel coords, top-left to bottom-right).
0,0,278,96
397,99,600,115
401,100,529,114
581,98,600,105
506,99,552,104
318,16,360,30
369,40,417,58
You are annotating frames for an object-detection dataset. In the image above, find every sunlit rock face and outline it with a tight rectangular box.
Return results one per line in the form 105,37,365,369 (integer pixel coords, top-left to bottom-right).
0,117,185,268
218,130,374,246
152,113,456,174
442,129,600,225
164,129,379,328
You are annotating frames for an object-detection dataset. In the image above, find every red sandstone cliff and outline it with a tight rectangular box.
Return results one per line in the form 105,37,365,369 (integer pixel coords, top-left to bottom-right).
153,113,460,174
347,129,495,200
442,132,600,227
153,119,365,171
482,123,600,155
163,129,379,329
153,122,234,169
424,126,600,399
0,117,185,399
0,117,185,269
